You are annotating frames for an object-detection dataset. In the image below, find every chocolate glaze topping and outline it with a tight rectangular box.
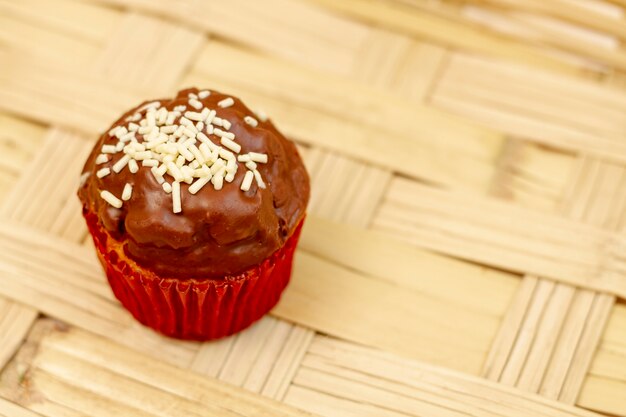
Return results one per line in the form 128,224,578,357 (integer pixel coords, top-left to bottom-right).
78,88,309,279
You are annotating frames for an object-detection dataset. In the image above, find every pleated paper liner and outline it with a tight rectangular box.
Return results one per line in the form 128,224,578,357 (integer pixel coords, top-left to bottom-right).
84,209,304,340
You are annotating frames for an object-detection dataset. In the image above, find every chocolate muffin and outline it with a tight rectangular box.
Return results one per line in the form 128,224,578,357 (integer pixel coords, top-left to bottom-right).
78,88,309,340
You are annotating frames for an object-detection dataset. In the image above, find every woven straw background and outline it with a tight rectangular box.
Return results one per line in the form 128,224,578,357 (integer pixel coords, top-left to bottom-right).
0,0,625,416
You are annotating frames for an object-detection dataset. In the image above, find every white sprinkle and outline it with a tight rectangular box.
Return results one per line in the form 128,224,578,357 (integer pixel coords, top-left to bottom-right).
130,113,142,122
128,122,139,132
79,172,90,187
190,160,200,169
101,145,117,154
166,112,177,125
218,148,235,161
211,172,224,190
120,131,136,142
245,160,257,170
248,152,268,163
222,119,232,130
226,158,237,174
253,169,266,189
205,109,216,125
138,125,153,135
189,98,203,110
146,111,156,127
177,143,195,161
138,101,161,112
129,142,146,152
128,159,139,173
183,127,197,138
108,126,121,137
220,137,241,153
218,97,234,108
176,155,185,168
237,154,251,163
162,182,172,193
198,142,212,160
225,172,235,182
160,125,178,134
112,154,131,173
188,93,198,100
172,181,182,213
115,126,128,139
206,124,214,135
101,190,122,208
122,183,133,201
155,164,168,177
210,159,226,175
188,175,211,194
174,105,187,112
196,121,204,132
181,166,194,184
151,166,165,184
142,159,159,167
133,151,153,160
240,170,254,191
163,154,175,163
166,161,184,182
244,116,258,127
95,154,109,164
255,109,268,122
185,111,204,122
196,132,214,147
194,165,211,177
188,144,205,164
96,167,111,178
115,142,125,152
198,90,211,99
157,108,168,125
212,117,224,127
173,125,185,138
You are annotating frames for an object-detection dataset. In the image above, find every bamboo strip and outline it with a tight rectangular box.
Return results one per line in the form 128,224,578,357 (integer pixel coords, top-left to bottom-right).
481,155,622,407
559,293,615,404
300,216,518,316
350,28,448,101
261,326,316,401
309,0,583,75
31,327,314,417
0,397,43,417
0,114,45,176
0,8,100,72
579,303,626,414
75,0,369,76
0,299,37,370
482,276,539,381
0,0,119,44
284,335,604,417
274,250,503,374
0,221,199,368
0,59,141,135
0,215,514,374
92,12,204,92
181,42,500,190
468,0,626,41
432,53,626,162
373,178,626,298
303,149,391,227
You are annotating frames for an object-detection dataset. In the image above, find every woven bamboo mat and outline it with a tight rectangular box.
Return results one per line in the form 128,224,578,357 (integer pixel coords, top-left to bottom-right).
0,0,625,416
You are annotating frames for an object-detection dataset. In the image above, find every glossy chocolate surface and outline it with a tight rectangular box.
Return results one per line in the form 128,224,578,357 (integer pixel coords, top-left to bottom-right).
78,88,309,278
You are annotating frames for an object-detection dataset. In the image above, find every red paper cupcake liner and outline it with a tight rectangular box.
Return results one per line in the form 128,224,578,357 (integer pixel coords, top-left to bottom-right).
83,209,303,340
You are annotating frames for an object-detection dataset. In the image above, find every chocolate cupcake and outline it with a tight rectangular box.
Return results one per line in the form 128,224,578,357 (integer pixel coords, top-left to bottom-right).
78,88,309,340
